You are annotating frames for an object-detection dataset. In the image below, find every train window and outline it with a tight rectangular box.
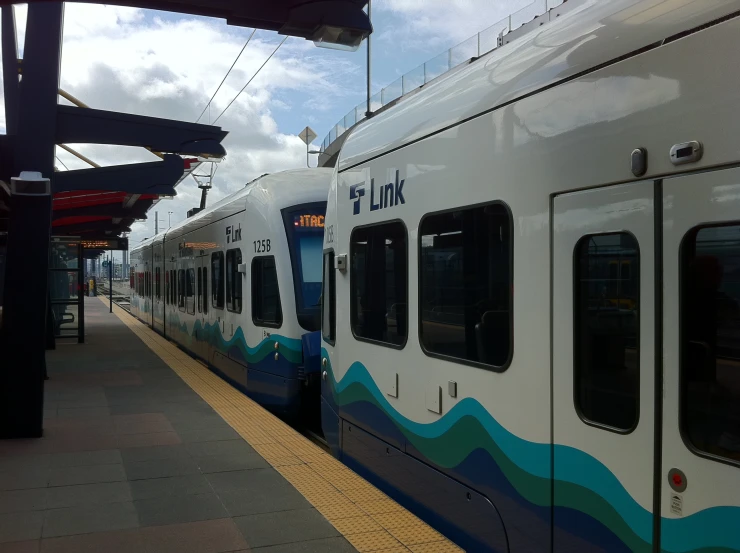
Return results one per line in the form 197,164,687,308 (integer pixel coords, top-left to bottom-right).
350,222,407,347
187,268,195,315
419,203,512,368
197,268,202,313
211,252,224,309
681,224,740,464
202,268,208,315
575,233,639,432
165,270,169,305
156,267,161,300
322,251,335,344
178,269,186,312
226,249,243,313
252,256,282,327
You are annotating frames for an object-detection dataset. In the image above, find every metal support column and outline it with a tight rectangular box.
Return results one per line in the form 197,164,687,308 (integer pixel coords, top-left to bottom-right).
109,251,113,313
0,3,64,439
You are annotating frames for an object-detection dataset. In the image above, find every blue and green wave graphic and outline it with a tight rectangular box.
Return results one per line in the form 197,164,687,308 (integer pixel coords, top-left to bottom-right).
324,352,740,553
167,312,302,367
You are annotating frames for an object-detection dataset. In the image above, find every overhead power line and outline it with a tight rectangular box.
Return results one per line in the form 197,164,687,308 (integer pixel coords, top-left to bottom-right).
213,36,288,125
195,28,257,124
55,155,69,171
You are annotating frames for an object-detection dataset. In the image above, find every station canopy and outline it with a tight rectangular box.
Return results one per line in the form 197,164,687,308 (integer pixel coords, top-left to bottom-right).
0,0,371,241
27,0,372,50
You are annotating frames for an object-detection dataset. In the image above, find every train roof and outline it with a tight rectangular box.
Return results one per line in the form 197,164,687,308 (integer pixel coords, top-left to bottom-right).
132,167,332,252
338,0,740,171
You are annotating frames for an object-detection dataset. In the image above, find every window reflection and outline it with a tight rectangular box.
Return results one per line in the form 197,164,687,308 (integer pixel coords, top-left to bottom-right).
575,233,640,431
682,224,740,462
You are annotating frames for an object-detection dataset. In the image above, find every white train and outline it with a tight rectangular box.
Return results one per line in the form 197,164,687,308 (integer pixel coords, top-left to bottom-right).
319,0,740,551
130,168,331,415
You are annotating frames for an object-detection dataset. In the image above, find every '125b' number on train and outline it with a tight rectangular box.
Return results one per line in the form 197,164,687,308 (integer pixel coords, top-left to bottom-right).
254,239,271,253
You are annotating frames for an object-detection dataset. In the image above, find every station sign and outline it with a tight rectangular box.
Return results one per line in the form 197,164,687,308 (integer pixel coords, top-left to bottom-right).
80,237,129,250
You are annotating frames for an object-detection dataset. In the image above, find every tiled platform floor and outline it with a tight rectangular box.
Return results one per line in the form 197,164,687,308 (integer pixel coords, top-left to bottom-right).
0,298,354,553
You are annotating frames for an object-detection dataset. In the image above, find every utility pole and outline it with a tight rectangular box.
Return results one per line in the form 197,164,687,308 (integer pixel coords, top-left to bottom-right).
108,252,113,313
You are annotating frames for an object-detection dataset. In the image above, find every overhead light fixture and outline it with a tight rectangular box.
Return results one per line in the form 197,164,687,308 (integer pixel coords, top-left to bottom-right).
281,1,372,52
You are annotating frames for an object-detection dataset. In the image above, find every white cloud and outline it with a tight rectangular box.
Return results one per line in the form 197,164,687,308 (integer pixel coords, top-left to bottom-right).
4,3,361,246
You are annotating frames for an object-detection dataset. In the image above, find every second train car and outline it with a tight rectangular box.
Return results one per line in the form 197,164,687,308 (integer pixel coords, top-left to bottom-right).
130,168,331,415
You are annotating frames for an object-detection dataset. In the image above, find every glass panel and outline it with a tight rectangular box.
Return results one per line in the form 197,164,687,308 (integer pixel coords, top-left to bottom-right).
403,65,425,94
187,268,195,315
381,76,403,105
54,302,79,337
479,17,509,55
351,222,407,346
226,249,242,313
510,0,547,30
211,252,224,308
424,51,451,82
178,269,186,311
681,224,740,462
575,233,640,431
252,256,282,326
49,241,79,269
202,267,208,315
420,204,512,367
197,268,202,313
322,252,335,343
449,35,479,67
50,270,80,301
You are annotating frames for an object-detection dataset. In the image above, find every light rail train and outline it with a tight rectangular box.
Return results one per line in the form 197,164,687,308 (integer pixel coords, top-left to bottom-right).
318,0,740,551
130,168,331,416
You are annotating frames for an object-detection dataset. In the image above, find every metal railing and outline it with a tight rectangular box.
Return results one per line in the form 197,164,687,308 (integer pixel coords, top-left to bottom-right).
320,0,566,153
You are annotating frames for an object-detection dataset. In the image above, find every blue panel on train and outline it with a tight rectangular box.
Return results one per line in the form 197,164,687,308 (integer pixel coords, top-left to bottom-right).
340,398,406,452
246,367,302,415
301,331,321,375
341,420,508,553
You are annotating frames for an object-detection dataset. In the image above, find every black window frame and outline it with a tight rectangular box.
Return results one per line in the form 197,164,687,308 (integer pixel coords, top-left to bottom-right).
350,219,409,350
186,267,195,315
573,231,641,435
251,255,283,328
417,201,514,372
202,266,208,315
197,267,202,313
170,269,176,306
178,269,186,312
281,201,328,331
322,249,336,345
211,251,224,309
679,221,740,469
226,248,243,314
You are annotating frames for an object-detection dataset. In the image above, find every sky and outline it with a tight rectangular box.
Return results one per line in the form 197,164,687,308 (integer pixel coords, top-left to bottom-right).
2,0,532,261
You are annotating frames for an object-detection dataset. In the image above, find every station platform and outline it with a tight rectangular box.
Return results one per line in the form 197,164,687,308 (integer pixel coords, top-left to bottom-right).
0,297,462,553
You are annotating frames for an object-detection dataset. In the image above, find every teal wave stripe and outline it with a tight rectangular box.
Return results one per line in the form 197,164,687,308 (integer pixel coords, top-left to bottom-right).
323,351,740,553
167,311,302,364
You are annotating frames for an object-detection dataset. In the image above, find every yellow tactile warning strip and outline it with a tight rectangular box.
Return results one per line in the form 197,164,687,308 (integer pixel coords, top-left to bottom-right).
101,299,464,553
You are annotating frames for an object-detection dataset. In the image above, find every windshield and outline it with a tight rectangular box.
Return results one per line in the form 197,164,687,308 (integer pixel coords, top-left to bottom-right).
283,203,327,331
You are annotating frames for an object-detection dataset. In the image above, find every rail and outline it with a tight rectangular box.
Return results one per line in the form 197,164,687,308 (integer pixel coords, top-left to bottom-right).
319,0,568,153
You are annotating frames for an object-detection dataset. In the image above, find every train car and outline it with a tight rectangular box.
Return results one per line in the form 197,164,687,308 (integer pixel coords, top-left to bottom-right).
319,0,740,551
131,168,331,415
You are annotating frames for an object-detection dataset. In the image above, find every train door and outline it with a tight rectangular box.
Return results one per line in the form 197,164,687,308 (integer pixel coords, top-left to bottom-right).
193,254,209,360
553,181,656,552
152,244,165,334
660,168,740,553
